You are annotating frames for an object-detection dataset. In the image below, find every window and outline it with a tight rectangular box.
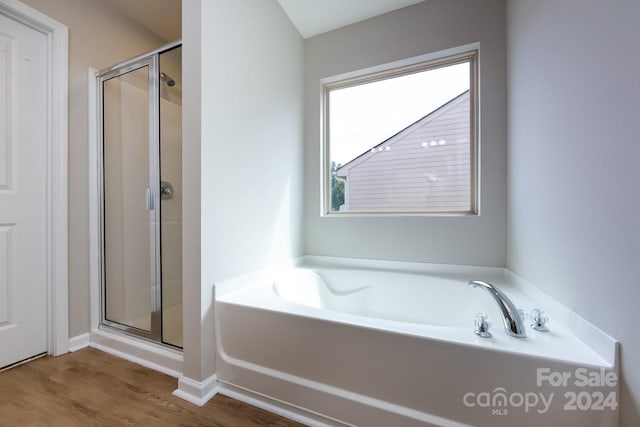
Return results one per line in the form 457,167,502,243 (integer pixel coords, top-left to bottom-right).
322,50,478,215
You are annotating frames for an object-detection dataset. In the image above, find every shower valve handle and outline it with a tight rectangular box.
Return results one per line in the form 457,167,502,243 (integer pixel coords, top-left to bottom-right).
160,181,174,200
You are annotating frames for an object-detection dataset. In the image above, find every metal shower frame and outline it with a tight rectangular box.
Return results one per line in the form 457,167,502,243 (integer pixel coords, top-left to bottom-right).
95,40,181,345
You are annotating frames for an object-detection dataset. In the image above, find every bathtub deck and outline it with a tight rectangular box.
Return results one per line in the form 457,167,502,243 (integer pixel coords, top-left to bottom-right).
0,348,303,427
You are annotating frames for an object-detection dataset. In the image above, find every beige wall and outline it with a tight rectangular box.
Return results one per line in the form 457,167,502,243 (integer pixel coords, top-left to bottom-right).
21,0,169,337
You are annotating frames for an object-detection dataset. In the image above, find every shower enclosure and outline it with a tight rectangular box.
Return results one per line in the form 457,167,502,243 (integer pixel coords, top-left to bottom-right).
97,42,182,348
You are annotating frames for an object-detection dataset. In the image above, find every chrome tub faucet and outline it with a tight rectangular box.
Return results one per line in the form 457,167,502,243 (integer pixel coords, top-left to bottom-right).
469,280,526,338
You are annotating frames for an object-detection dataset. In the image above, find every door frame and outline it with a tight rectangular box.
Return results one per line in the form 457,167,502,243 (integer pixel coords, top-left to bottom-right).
0,0,69,356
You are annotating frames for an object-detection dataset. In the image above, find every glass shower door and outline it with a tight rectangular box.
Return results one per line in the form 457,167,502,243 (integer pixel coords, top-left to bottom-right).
159,46,182,347
101,57,161,340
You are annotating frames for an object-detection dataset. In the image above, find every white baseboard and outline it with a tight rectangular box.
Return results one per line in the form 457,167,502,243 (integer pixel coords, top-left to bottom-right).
89,328,182,378
68,333,90,352
172,373,218,406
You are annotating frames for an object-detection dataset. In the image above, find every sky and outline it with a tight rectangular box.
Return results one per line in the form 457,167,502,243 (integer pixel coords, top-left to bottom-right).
329,62,470,165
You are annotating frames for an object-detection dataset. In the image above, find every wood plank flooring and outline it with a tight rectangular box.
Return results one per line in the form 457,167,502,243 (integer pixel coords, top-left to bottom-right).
0,348,305,426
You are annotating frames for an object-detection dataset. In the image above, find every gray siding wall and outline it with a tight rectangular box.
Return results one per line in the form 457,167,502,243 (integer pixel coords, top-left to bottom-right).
340,92,470,212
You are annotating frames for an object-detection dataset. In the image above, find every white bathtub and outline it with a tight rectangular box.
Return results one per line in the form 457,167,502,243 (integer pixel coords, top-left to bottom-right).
272,267,496,327
215,257,618,427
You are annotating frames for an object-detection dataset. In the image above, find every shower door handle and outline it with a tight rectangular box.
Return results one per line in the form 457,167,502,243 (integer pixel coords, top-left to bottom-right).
146,187,155,211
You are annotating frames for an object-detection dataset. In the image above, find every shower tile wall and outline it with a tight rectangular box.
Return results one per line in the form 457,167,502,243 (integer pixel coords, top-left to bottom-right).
160,46,182,347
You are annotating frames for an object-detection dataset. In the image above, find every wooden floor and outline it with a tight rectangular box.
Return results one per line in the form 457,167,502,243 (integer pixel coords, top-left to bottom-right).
0,348,305,426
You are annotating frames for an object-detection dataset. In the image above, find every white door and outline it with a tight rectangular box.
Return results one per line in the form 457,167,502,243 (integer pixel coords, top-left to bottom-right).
0,11,48,368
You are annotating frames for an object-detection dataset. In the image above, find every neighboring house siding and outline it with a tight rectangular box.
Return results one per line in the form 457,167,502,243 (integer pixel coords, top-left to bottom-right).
337,91,470,212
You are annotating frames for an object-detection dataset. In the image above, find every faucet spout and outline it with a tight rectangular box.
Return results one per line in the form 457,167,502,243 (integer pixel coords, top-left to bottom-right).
469,280,526,338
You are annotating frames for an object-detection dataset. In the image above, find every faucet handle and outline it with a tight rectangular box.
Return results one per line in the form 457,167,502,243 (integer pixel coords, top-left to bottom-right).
530,308,549,332
474,313,492,338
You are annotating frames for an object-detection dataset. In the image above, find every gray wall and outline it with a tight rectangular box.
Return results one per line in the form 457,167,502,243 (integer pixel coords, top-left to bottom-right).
199,0,304,287
506,0,640,425
303,0,507,266
181,0,305,382
21,0,167,338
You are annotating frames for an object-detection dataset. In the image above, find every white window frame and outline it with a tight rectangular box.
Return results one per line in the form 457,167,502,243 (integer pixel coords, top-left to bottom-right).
321,45,479,217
